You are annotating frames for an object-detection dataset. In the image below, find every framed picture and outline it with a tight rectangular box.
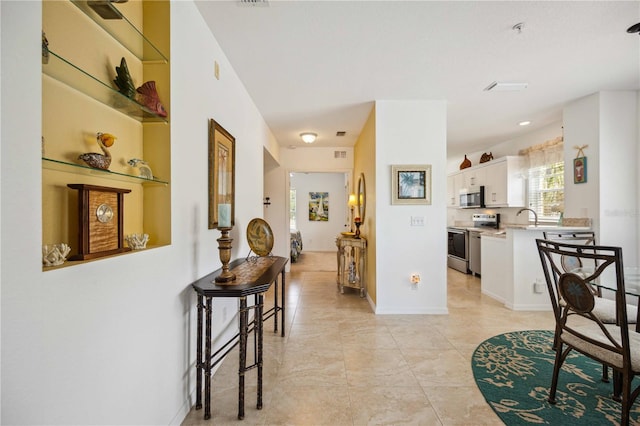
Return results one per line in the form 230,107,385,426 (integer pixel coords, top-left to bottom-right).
573,156,587,184
391,164,432,205
208,119,236,229
308,192,329,221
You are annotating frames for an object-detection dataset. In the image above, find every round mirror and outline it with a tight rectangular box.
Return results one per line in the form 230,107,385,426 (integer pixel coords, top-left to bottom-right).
357,173,366,223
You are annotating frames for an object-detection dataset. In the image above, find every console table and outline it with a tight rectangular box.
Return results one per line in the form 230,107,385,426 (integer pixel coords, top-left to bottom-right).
191,256,288,420
336,234,367,297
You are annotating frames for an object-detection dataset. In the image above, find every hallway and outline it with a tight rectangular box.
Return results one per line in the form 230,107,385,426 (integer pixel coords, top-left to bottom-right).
183,251,555,425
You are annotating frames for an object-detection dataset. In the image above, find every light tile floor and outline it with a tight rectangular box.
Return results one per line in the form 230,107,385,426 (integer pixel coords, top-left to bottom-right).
182,252,556,425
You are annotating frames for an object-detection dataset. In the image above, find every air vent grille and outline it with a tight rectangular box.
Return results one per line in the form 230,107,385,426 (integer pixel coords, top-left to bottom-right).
336,131,346,137
238,0,269,6
334,151,347,159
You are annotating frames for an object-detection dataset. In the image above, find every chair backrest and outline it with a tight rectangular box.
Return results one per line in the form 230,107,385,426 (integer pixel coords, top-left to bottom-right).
536,239,632,367
542,231,596,272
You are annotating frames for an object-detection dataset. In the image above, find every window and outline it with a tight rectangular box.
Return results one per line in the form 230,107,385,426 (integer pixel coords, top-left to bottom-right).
527,160,564,222
289,188,296,230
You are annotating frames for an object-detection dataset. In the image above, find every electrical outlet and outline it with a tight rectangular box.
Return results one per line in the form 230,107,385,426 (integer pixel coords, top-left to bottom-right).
214,61,220,80
533,279,545,294
411,274,421,284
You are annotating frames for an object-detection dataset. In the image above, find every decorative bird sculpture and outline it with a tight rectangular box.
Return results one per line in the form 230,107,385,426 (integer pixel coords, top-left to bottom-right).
127,158,153,180
78,132,116,170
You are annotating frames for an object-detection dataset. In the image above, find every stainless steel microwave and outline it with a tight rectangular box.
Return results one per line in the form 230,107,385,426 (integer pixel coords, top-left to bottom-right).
459,186,485,209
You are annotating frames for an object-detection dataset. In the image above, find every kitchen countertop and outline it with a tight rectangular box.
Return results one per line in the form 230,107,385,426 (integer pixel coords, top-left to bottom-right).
449,223,591,239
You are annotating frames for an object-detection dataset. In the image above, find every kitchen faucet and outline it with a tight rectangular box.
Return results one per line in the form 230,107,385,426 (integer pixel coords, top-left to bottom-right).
517,208,538,226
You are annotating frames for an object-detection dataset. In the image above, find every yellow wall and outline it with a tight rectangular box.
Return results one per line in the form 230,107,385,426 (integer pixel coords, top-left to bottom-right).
41,1,171,254
354,106,376,303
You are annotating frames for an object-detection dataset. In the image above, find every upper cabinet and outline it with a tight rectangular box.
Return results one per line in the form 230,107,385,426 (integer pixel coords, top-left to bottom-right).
447,156,525,209
483,156,525,208
42,0,171,268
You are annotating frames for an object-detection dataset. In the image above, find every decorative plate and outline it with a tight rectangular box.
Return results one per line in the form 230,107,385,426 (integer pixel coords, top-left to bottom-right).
246,218,274,256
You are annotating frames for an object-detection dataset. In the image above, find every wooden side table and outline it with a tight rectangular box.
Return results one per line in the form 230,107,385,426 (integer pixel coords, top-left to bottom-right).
336,235,367,297
191,256,288,420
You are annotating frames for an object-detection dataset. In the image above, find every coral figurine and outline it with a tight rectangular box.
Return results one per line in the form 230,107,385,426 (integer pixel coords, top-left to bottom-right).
78,132,116,170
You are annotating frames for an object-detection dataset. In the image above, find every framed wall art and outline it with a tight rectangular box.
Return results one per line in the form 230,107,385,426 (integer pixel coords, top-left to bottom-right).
391,164,432,205
308,192,329,221
208,119,236,229
573,156,587,184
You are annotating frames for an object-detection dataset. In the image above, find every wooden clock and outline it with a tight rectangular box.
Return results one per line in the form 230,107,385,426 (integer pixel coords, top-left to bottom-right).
67,184,131,261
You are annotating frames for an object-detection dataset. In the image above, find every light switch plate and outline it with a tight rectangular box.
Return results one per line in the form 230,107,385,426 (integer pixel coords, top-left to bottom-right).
410,216,425,226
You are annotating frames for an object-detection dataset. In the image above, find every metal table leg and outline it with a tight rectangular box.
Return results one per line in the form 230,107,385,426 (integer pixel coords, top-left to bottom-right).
256,292,264,409
204,296,212,420
195,295,203,410
280,270,286,337
238,297,248,420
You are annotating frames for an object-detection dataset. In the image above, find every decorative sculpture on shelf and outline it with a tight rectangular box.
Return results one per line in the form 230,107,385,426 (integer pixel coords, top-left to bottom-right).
113,58,168,117
42,31,49,64
459,154,472,170
136,81,168,117
42,243,71,266
125,233,149,250
480,152,494,163
78,132,115,170
354,217,362,239
113,57,136,99
127,158,153,180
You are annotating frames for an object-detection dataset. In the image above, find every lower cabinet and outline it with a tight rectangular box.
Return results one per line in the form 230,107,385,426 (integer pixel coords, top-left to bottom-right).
336,235,367,297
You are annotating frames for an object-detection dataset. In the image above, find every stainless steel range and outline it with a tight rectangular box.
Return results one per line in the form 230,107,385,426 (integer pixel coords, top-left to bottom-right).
448,214,500,275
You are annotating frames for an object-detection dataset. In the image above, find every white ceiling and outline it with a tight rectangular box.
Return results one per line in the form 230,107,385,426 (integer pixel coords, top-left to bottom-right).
195,1,640,157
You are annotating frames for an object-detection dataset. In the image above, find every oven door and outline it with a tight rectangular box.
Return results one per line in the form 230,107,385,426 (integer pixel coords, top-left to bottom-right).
447,228,469,273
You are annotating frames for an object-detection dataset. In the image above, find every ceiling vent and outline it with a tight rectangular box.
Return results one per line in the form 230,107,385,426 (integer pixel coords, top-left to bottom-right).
484,81,528,92
336,131,346,137
237,0,269,6
334,151,347,159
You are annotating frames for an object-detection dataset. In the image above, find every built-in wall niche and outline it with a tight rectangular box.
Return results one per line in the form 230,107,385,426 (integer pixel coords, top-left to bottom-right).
42,0,171,269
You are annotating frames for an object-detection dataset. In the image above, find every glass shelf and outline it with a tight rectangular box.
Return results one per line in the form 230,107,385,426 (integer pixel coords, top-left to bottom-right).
43,157,169,186
43,50,168,124
70,0,168,63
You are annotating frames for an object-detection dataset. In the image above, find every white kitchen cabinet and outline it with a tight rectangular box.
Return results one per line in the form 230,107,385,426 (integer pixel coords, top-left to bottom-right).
460,166,486,192
483,156,525,208
447,172,465,207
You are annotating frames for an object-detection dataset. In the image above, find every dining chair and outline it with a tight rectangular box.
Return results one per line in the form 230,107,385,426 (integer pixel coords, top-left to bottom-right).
536,239,640,426
542,231,638,327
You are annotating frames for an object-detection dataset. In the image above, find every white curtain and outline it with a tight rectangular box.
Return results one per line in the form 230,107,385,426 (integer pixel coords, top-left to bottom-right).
518,136,564,168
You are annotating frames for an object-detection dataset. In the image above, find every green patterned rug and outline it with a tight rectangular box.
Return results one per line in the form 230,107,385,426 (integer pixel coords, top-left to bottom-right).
472,330,640,425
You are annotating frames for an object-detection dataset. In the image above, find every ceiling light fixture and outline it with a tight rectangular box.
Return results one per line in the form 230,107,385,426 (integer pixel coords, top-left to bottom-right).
300,132,317,144
627,22,640,34
519,121,531,126
484,81,528,91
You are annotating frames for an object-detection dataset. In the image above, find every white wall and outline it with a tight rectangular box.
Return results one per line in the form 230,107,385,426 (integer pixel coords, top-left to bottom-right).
1,2,276,424
291,172,349,251
564,91,639,266
374,100,448,314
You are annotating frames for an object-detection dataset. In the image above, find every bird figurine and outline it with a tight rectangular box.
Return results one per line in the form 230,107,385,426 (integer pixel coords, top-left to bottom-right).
78,132,116,170
127,158,153,180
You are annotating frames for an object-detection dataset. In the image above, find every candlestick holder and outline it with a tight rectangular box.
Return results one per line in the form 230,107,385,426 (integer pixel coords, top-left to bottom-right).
354,220,362,239
214,227,236,283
